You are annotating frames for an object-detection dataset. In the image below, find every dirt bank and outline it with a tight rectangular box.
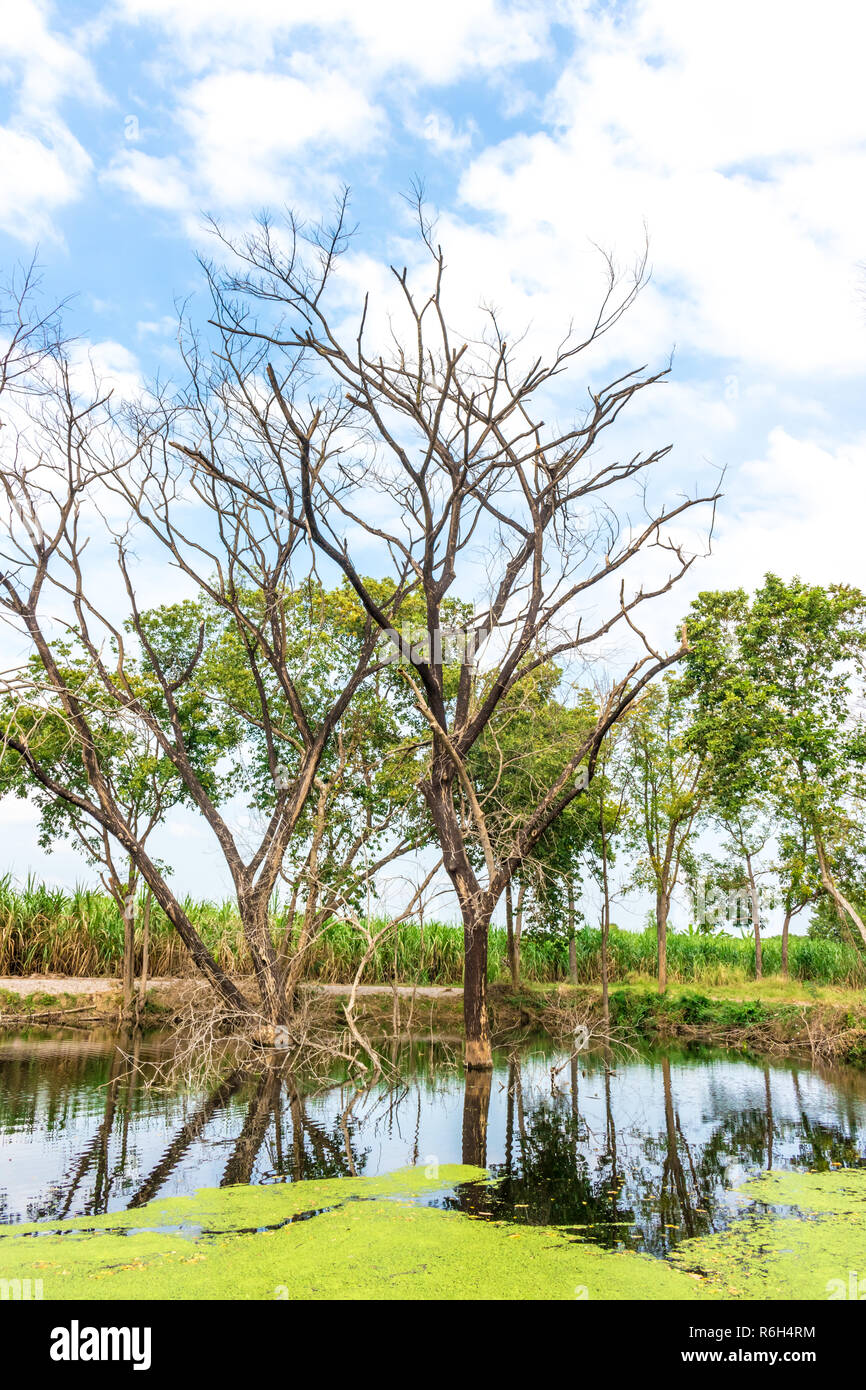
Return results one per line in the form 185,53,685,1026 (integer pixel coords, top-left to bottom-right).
2,976,865,1067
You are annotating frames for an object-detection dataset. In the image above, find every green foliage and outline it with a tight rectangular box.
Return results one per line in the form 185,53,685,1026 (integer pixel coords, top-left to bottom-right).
1,877,864,986
620,677,709,933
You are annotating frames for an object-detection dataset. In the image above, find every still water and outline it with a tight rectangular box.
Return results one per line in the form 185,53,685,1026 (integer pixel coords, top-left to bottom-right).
1,1030,864,1256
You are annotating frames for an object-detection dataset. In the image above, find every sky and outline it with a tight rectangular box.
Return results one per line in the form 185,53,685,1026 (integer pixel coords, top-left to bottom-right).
1,0,865,921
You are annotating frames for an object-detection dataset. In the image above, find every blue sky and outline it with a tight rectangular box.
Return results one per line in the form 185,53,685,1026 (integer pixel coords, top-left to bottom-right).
1,0,865,916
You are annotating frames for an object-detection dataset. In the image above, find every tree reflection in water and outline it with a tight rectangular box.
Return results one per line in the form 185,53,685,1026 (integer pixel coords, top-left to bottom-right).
1,1032,865,1251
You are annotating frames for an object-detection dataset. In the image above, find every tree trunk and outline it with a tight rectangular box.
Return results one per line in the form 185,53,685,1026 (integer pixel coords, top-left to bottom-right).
463,907,493,1070
122,891,136,1025
780,908,791,978
505,881,517,988
136,858,249,1016
814,835,866,948
656,891,669,994
136,889,152,1025
567,878,578,985
744,850,763,979
282,901,317,1012
513,882,525,989
601,921,610,1032
600,816,611,1030
241,895,288,1027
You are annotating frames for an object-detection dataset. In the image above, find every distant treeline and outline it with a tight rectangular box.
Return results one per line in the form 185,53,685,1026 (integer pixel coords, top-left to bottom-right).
1,878,864,988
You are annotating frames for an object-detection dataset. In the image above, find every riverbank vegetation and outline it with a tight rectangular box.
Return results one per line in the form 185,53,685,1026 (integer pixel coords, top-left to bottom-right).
2,879,866,987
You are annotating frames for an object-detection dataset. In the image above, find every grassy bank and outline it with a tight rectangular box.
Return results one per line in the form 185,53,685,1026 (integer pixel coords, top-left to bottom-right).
2,877,865,987
486,978,866,1068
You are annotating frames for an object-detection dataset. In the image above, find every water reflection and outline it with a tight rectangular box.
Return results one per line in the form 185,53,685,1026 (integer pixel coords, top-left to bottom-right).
1,1030,864,1253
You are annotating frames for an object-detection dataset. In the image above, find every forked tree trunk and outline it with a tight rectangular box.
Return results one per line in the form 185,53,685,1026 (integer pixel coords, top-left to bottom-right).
241,895,289,1026
780,909,792,978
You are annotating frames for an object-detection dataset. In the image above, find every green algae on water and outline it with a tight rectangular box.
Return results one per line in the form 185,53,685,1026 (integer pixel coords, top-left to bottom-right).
670,1168,866,1300
0,1164,702,1301
2,1164,864,1301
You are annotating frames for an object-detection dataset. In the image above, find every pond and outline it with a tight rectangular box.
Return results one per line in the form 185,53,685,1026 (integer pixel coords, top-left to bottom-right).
1,1029,864,1258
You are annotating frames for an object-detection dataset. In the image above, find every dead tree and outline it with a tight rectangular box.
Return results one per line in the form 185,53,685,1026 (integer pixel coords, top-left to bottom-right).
188,194,720,1067
0,281,386,1026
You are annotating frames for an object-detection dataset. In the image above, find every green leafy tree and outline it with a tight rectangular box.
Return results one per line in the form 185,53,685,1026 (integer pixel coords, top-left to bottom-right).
622,677,711,992
467,668,599,986
682,574,866,952
0,629,238,1018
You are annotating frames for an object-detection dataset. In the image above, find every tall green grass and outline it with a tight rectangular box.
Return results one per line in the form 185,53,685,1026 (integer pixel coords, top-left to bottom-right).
0,876,863,986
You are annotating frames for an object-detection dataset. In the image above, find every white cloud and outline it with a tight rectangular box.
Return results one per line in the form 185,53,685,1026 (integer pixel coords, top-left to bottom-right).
708,428,866,593
102,67,383,221
0,2,103,242
71,338,144,400
103,150,193,216
444,0,866,376
117,0,552,84
179,68,383,207
0,123,92,241
0,0,101,112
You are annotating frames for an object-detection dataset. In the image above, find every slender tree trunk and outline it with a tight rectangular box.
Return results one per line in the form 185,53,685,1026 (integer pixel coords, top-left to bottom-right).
463,906,493,1070
136,889,151,1025
424,760,493,1068
138,862,249,1015
122,890,136,1025
283,901,317,1011
512,882,525,989
567,878,578,985
744,850,763,979
282,796,326,1009
505,881,517,988
656,891,669,994
600,816,611,1030
601,923,610,1029
780,908,792,978
815,834,866,947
